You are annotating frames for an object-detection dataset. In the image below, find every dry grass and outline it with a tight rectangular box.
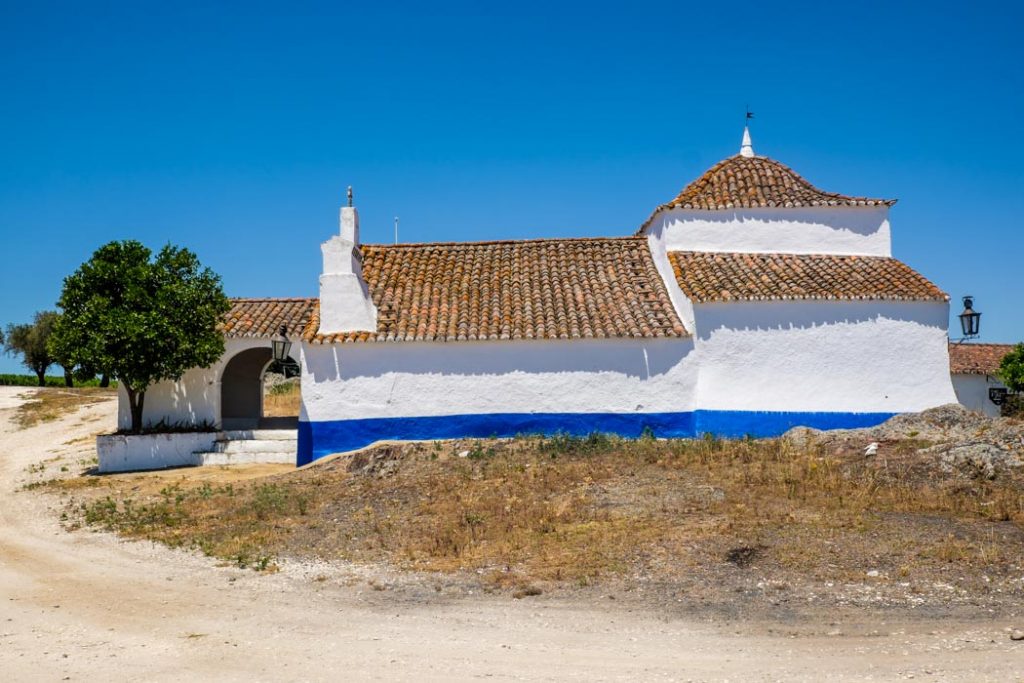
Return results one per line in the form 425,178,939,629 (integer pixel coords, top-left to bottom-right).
263,382,300,417
52,433,1024,595
15,388,115,429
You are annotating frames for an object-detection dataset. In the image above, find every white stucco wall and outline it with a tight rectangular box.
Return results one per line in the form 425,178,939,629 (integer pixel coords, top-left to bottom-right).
97,432,217,473
952,373,1006,417
300,299,956,424
690,300,956,414
644,205,892,257
300,337,699,422
116,338,298,431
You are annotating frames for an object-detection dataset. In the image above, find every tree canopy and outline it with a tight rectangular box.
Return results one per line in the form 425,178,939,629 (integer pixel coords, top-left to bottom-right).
4,311,59,386
51,240,231,432
999,343,1024,394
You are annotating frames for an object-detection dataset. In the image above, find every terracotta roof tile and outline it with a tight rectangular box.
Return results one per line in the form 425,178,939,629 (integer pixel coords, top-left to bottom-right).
306,237,688,343
948,342,1017,375
639,155,895,232
222,298,317,338
668,251,948,303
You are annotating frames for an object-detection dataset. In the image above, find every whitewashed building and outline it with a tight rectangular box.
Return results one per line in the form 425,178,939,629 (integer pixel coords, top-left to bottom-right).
126,131,974,467
948,342,1014,417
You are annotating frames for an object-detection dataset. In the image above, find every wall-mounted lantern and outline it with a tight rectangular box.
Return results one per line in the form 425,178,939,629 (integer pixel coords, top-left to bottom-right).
989,387,1008,406
958,295,981,339
271,324,292,363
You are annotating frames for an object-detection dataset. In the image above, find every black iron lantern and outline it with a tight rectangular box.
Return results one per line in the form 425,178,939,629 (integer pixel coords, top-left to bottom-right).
958,296,981,339
271,324,292,362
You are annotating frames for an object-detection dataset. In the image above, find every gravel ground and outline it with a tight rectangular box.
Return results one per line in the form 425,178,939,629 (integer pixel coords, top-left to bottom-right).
2,387,1023,681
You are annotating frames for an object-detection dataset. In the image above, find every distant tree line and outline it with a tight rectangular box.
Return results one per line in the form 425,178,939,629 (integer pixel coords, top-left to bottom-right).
2,311,110,387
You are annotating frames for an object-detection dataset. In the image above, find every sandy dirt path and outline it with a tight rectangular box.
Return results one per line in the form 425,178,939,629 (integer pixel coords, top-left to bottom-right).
0,386,1021,682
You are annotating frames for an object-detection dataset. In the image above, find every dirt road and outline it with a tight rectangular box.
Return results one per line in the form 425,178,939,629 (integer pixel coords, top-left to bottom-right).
0,386,1021,682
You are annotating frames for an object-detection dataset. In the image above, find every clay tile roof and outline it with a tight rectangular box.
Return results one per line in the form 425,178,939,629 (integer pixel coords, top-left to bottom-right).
222,298,317,338
667,251,948,304
639,155,895,232
305,237,688,343
948,342,1017,375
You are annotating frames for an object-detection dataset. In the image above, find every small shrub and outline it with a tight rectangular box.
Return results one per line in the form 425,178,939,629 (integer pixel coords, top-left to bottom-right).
466,441,494,460
537,431,615,458
115,419,216,435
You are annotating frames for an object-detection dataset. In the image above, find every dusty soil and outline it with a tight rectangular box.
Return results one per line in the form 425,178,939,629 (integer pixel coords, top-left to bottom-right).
1,387,1023,681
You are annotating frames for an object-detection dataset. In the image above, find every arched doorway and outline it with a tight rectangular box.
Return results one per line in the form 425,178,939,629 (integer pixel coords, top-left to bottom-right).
221,348,299,430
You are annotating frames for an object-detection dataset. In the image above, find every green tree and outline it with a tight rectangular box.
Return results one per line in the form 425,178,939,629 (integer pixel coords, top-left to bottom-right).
4,311,59,386
999,343,1024,393
50,241,230,433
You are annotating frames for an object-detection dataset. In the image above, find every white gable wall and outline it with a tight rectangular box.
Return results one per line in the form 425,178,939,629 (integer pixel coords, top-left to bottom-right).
691,299,956,414
645,205,892,256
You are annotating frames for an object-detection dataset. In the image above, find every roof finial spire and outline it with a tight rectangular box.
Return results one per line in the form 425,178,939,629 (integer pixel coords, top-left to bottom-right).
740,107,754,157
347,185,353,207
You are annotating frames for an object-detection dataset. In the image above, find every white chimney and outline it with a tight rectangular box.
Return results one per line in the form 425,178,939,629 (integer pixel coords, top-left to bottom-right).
317,188,377,334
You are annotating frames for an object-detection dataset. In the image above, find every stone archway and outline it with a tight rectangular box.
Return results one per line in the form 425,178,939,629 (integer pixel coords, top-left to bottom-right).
220,347,273,430
220,347,300,430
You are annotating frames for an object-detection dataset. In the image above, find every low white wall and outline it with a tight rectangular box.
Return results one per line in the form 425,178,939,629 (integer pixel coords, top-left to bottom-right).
691,300,957,414
117,338,298,431
301,337,699,422
952,373,1005,418
645,205,891,257
97,432,217,473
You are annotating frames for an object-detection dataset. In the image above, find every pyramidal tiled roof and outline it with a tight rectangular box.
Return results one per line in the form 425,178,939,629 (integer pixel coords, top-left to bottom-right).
668,251,947,304
639,154,895,232
305,237,688,343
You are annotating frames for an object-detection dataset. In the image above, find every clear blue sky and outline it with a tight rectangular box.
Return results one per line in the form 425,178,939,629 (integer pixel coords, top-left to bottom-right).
1,1,1022,374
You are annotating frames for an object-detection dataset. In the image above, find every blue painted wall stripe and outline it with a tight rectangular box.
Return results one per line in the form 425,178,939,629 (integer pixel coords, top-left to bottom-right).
296,410,895,466
297,411,695,466
693,410,896,438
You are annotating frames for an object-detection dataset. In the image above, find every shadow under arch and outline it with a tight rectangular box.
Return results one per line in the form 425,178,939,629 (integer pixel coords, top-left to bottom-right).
220,347,299,430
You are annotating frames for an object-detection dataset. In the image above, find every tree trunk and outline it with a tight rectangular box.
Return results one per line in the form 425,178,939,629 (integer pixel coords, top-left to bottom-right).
125,386,146,434
63,366,74,388
35,368,46,387
99,373,110,388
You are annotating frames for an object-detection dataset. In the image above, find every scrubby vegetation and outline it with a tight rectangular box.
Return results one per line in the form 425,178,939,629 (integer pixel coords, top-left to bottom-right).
53,427,1024,604
14,387,115,428
263,379,300,417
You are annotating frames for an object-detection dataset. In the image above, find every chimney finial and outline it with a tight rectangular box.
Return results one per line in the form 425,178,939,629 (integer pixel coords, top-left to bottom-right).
740,108,755,157
347,185,353,207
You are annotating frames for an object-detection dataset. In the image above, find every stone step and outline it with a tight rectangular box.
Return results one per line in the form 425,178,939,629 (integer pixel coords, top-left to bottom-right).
213,439,297,454
219,429,297,441
194,451,296,466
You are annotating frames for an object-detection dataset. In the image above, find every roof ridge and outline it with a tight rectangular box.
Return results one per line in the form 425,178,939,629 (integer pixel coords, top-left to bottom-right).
229,296,317,302
362,235,644,249
669,250,897,260
949,341,1017,348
